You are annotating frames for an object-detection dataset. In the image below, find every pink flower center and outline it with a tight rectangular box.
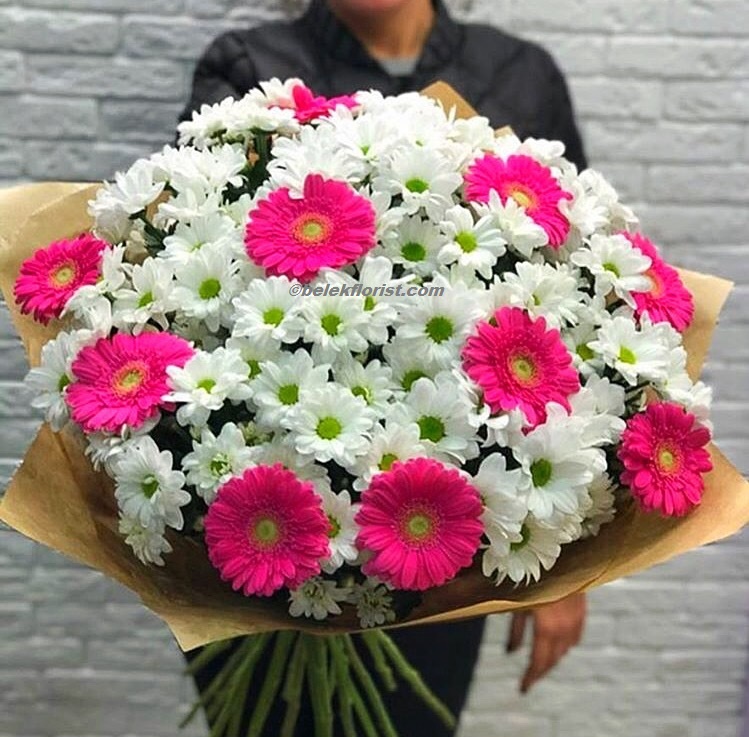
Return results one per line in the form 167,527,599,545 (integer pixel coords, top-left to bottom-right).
508,352,539,387
112,361,148,397
249,513,282,548
505,183,538,211
655,443,682,475
49,260,77,288
292,213,333,246
399,504,440,546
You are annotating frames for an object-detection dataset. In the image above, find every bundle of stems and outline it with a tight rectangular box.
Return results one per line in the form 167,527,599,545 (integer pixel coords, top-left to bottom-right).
183,630,456,737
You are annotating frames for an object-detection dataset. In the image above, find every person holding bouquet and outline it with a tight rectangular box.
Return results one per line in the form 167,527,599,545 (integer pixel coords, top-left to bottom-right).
179,1,588,734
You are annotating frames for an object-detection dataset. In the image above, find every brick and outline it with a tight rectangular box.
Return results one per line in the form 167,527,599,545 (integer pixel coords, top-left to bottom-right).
0,604,33,638
184,0,285,18
593,162,646,202
99,100,182,142
0,418,40,459
23,0,183,10
0,637,84,669
573,78,662,120
636,204,749,245
27,55,187,100
609,38,749,79
0,95,98,139
0,529,34,565
0,51,23,93
524,33,609,75
666,81,749,122
459,713,552,737
670,0,749,36
122,18,232,59
616,613,749,648
558,713,689,737
0,9,119,53
646,164,749,203
26,568,113,605
0,339,28,380
87,635,183,672
584,120,743,163
24,140,155,181
659,649,747,682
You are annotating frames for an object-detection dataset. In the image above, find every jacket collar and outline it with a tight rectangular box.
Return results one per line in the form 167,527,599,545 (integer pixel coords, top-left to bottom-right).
301,0,463,74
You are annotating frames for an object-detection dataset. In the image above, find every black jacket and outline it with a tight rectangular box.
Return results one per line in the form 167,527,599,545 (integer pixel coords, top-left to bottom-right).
180,0,587,170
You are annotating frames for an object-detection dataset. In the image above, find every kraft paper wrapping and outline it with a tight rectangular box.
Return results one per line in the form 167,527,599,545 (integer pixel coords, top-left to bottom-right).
1,85,748,652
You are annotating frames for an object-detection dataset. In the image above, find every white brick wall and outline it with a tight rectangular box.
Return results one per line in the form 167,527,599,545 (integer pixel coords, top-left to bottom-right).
0,1,747,736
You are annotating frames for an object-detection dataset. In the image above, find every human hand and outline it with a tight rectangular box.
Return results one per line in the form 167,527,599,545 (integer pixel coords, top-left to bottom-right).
506,592,587,693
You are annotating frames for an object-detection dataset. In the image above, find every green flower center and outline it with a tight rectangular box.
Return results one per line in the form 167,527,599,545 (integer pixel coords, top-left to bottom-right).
247,359,261,378
510,354,537,385
401,241,426,262
405,177,429,193
618,346,637,365
351,385,372,404
402,369,427,392
603,262,620,277
378,453,398,471
50,261,76,288
113,362,146,396
251,516,280,547
198,278,221,300
530,459,553,488
197,378,216,392
293,213,331,245
577,343,595,361
210,454,231,477
141,476,159,499
510,524,532,552
137,291,154,308
317,416,342,440
656,444,680,474
508,186,535,210
263,307,284,326
425,316,454,344
364,295,376,311
407,513,431,539
321,313,342,336
455,231,477,253
57,373,71,392
278,384,299,405
327,515,341,538
418,415,445,443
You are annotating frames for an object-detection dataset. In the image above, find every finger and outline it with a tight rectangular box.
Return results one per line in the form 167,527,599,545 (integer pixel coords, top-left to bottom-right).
520,631,554,694
506,612,528,653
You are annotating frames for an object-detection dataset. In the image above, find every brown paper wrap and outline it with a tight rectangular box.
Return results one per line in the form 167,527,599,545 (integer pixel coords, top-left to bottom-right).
1,86,748,652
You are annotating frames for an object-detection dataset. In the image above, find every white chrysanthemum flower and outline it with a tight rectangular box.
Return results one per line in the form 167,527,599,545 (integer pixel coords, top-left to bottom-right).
250,437,331,486
563,322,607,378
288,577,350,621
88,189,133,244
437,204,506,279
568,375,626,447
24,330,87,430
224,336,284,388
391,374,479,463
182,424,257,504
373,146,462,220
382,338,443,393
514,409,606,522
560,178,609,238
160,212,240,265
349,578,396,628
322,256,411,344
395,277,483,368
251,349,330,428
156,143,246,194
482,514,564,585
351,421,427,491
172,247,242,333
119,514,173,566
84,416,160,473
333,357,395,416
284,384,376,467
589,315,670,386
661,351,713,428
112,258,175,333
301,294,369,363
103,159,165,216
232,276,306,345
501,261,584,329
576,168,638,233
165,347,253,428
448,116,496,151
318,487,359,573
380,214,444,277
155,184,224,225
473,454,527,556
571,234,651,307
478,190,547,258
112,437,190,530
580,474,617,539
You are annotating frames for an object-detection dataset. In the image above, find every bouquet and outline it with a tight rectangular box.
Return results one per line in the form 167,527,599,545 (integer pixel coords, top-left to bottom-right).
1,81,747,737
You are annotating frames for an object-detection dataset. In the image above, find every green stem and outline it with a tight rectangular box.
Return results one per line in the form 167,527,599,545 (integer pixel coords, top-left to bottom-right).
247,632,296,737
361,631,397,691
184,639,234,676
305,635,333,737
349,681,380,737
329,636,357,737
343,635,399,737
375,630,456,730
280,635,308,737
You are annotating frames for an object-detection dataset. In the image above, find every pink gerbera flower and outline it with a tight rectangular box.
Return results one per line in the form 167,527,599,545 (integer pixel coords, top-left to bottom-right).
462,306,580,427
245,173,376,282
285,83,358,124
66,332,194,433
204,464,330,597
356,457,484,591
622,232,694,332
618,402,712,517
464,154,572,247
14,233,107,324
